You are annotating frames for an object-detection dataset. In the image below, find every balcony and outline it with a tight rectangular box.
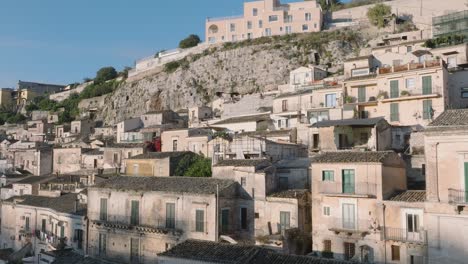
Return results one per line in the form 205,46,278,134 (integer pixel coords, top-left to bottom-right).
448,188,468,205
206,15,243,22
91,219,185,236
318,182,377,198
380,86,442,103
382,227,427,244
378,60,444,75
328,217,372,236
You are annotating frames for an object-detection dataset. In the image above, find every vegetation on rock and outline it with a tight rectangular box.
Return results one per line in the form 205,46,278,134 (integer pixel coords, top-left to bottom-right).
367,3,392,28
179,34,201,49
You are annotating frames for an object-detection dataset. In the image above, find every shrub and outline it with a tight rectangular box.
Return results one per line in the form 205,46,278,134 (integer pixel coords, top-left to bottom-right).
164,61,182,73
95,66,118,84
179,34,201,49
367,3,392,28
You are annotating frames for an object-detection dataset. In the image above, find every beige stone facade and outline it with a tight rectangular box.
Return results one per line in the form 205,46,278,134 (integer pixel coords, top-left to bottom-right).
205,0,322,44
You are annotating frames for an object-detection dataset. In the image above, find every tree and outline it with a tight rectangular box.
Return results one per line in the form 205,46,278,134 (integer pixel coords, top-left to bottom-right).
316,0,342,11
367,3,392,28
118,66,132,79
184,157,211,177
179,34,201,49
95,66,117,84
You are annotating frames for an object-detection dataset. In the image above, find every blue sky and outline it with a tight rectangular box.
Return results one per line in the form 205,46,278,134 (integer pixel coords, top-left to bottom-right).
0,0,349,88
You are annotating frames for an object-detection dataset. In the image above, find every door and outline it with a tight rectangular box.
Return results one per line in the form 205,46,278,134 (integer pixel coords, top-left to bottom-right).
358,87,366,102
342,203,356,229
279,211,290,233
130,238,139,264
342,170,355,194
221,209,229,233
406,213,420,241
339,134,347,149
166,203,175,228
422,76,432,95
410,255,424,264
390,80,399,98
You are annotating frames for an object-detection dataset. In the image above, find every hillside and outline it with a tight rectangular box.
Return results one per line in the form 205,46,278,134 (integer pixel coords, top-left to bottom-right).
95,30,367,125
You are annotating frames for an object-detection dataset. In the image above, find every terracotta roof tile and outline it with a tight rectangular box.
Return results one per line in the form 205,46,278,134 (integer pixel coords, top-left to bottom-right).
311,151,396,163
388,190,426,202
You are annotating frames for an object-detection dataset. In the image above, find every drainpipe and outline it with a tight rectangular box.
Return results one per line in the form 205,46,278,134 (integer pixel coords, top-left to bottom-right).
215,184,219,242
435,142,440,202
382,203,387,264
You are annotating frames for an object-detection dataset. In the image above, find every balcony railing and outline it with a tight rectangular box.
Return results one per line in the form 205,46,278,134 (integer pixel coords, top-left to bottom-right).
328,217,371,233
318,182,377,197
206,15,243,22
448,188,468,204
382,227,427,244
92,219,186,235
378,60,444,75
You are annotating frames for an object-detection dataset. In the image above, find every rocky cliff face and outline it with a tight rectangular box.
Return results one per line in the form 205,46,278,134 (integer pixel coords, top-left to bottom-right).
96,30,366,125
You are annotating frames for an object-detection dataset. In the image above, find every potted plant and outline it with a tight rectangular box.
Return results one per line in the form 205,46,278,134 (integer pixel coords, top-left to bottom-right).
401,90,411,96
377,90,389,100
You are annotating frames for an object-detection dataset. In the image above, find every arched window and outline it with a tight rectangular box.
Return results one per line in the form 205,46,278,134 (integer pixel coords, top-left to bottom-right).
208,25,219,34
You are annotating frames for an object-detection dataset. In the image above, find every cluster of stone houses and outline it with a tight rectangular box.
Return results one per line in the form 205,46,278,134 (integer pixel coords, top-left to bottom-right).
0,8,467,264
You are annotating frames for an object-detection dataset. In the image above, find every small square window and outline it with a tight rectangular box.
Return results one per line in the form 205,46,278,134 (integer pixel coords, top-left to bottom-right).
323,206,331,216
302,24,309,31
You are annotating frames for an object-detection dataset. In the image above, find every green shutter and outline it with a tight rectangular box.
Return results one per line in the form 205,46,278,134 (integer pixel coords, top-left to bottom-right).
390,103,399,122
131,201,139,226
60,226,65,238
166,203,175,228
358,87,366,103
322,171,334,181
390,80,399,98
100,198,107,221
342,170,355,194
423,100,433,120
196,210,204,232
422,76,432,95
280,211,290,231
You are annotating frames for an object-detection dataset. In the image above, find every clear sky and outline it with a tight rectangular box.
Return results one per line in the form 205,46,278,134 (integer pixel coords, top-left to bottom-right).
0,0,349,88
0,0,250,88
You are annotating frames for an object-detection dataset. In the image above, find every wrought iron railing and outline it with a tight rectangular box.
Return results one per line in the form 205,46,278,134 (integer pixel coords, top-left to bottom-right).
318,181,377,196
382,227,427,244
448,188,468,204
328,217,371,232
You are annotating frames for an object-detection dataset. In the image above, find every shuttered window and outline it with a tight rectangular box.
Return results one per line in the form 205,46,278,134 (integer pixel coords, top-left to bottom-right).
100,198,107,221
422,76,432,94
390,103,399,122
390,80,399,98
423,100,433,120
322,171,334,181
358,87,366,102
130,201,139,226
195,210,204,232
166,203,176,228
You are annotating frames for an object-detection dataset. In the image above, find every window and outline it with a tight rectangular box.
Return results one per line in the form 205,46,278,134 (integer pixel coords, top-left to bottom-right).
277,120,282,128
60,226,65,238
351,68,370,77
323,206,331,216
195,210,204,232
100,198,107,221
390,80,399,98
407,213,419,233
302,24,309,31
343,242,355,261
360,132,369,143
305,13,311,21
269,15,278,22
25,216,30,231
172,139,178,151
322,171,334,181
325,94,336,108
133,164,139,176
406,78,415,89
113,153,118,163
313,134,320,149
279,211,290,232
241,208,248,230
241,177,247,187
358,86,366,102
285,119,289,128
99,233,107,256
259,20,263,28
342,170,355,194
166,203,176,228
247,21,252,30
41,219,46,233
253,8,258,16
323,240,332,258
221,209,230,233
448,56,457,68
130,238,139,264
130,200,139,226
390,103,399,122
285,15,293,23
422,75,432,94
391,245,400,261
265,28,271,36
422,164,426,176
461,87,468,98
406,46,413,52
282,100,288,111
422,100,433,120
230,23,236,32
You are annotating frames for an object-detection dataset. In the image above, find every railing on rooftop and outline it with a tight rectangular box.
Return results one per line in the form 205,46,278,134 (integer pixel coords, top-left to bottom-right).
319,182,377,197
433,10,468,25
448,188,468,205
382,227,427,244
207,15,244,22
328,217,372,233
378,60,443,75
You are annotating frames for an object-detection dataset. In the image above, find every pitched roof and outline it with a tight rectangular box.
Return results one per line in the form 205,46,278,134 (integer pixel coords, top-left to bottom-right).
213,114,271,125
428,109,468,127
4,193,86,215
311,151,395,163
93,176,236,195
267,189,309,199
159,240,351,264
344,55,373,62
213,159,270,168
311,117,385,128
44,249,120,264
128,151,194,160
13,176,54,185
238,129,292,138
388,190,426,202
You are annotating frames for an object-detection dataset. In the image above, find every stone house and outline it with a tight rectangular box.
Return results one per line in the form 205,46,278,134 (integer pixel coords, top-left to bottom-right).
25,120,54,142
9,142,52,176
53,148,82,174
310,151,407,262
70,118,94,137
102,143,145,172
116,118,143,144
205,0,322,44
9,176,54,199
38,174,104,197
123,151,197,177
211,113,273,133
0,193,86,256
87,176,248,263
238,129,296,143
423,109,468,263
161,128,212,156
188,106,213,127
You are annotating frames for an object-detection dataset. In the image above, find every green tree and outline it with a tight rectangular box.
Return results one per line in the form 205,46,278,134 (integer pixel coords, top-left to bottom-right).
184,157,212,177
367,3,392,28
179,34,201,49
118,66,132,79
95,66,117,84
316,0,342,11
